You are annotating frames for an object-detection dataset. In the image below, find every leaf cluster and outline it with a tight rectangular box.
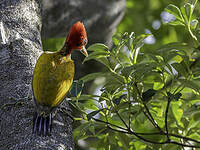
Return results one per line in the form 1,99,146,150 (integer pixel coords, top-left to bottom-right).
69,1,200,149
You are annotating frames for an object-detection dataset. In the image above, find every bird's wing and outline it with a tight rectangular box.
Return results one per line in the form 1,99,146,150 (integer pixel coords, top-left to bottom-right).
32,52,74,107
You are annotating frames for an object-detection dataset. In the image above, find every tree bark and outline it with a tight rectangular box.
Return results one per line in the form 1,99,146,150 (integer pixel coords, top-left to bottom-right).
0,0,74,149
0,0,125,149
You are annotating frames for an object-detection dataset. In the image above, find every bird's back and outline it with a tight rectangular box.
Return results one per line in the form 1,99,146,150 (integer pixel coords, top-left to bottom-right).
32,51,74,107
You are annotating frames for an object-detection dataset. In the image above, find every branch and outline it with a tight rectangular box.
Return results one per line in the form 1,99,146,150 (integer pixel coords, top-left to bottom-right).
116,111,130,130
165,96,171,140
92,117,200,148
134,83,163,132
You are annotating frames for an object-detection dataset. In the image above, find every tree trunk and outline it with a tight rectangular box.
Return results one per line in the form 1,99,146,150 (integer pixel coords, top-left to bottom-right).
0,0,126,149
0,0,74,149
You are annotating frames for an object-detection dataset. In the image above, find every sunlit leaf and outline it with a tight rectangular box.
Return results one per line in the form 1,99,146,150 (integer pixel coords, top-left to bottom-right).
190,19,198,29
83,51,110,63
87,43,109,52
165,4,184,23
171,101,184,128
168,20,185,26
186,3,193,21
179,79,200,93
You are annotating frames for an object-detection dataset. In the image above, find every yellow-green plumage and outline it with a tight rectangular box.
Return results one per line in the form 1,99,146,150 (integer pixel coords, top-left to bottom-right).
33,51,74,107
32,21,88,136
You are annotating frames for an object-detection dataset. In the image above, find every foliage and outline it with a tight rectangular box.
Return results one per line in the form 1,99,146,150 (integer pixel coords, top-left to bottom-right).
70,0,200,149
118,0,200,54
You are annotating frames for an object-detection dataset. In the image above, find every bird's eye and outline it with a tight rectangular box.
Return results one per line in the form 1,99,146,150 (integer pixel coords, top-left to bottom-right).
84,38,87,45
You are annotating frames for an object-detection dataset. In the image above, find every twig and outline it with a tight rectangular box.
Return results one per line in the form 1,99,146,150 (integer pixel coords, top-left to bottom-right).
116,111,129,130
92,118,127,131
92,117,200,148
127,84,131,129
167,133,200,144
134,83,163,132
165,97,171,140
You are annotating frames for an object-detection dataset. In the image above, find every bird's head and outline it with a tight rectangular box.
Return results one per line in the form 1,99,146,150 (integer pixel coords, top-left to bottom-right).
63,21,88,57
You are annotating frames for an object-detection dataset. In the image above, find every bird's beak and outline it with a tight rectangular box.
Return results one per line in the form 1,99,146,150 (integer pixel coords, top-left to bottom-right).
80,46,88,57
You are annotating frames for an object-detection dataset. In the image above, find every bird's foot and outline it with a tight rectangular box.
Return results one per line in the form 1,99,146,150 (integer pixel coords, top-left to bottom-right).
33,112,52,136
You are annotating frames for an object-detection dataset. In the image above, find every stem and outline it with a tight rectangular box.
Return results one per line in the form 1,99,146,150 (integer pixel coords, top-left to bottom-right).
188,24,198,42
127,83,131,128
134,83,163,132
165,97,171,140
116,111,129,130
92,118,127,131
92,118,200,148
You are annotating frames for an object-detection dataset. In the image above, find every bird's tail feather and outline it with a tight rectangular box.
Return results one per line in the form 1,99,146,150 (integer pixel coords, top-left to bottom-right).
33,112,52,136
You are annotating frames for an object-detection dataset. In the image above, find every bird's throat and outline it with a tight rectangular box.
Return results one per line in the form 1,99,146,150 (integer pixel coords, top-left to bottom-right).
59,44,72,56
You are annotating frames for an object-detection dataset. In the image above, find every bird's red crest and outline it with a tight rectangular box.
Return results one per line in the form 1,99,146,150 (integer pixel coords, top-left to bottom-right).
66,21,87,50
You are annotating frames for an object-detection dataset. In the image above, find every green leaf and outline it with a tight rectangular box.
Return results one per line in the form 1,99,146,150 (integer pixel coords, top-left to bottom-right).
133,34,151,63
112,102,129,112
142,89,157,102
182,3,193,22
117,133,130,149
80,72,105,83
87,109,103,120
179,79,200,93
75,94,100,101
134,34,151,49
88,124,95,135
106,72,125,85
84,100,99,111
127,62,157,81
162,144,180,150
156,42,189,52
171,62,188,77
73,121,91,141
69,80,84,97
188,133,200,141
168,20,185,26
165,4,184,23
171,101,184,128
113,94,127,105
134,141,147,150
190,19,198,29
96,57,111,69
112,33,125,46
118,51,132,65
83,51,110,63
87,43,109,52
121,65,135,78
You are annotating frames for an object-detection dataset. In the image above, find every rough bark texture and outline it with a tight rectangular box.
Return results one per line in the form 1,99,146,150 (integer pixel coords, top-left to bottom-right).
0,0,126,149
0,0,74,149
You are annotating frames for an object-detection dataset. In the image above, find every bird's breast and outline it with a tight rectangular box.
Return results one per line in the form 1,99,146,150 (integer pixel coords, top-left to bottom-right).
33,52,74,107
